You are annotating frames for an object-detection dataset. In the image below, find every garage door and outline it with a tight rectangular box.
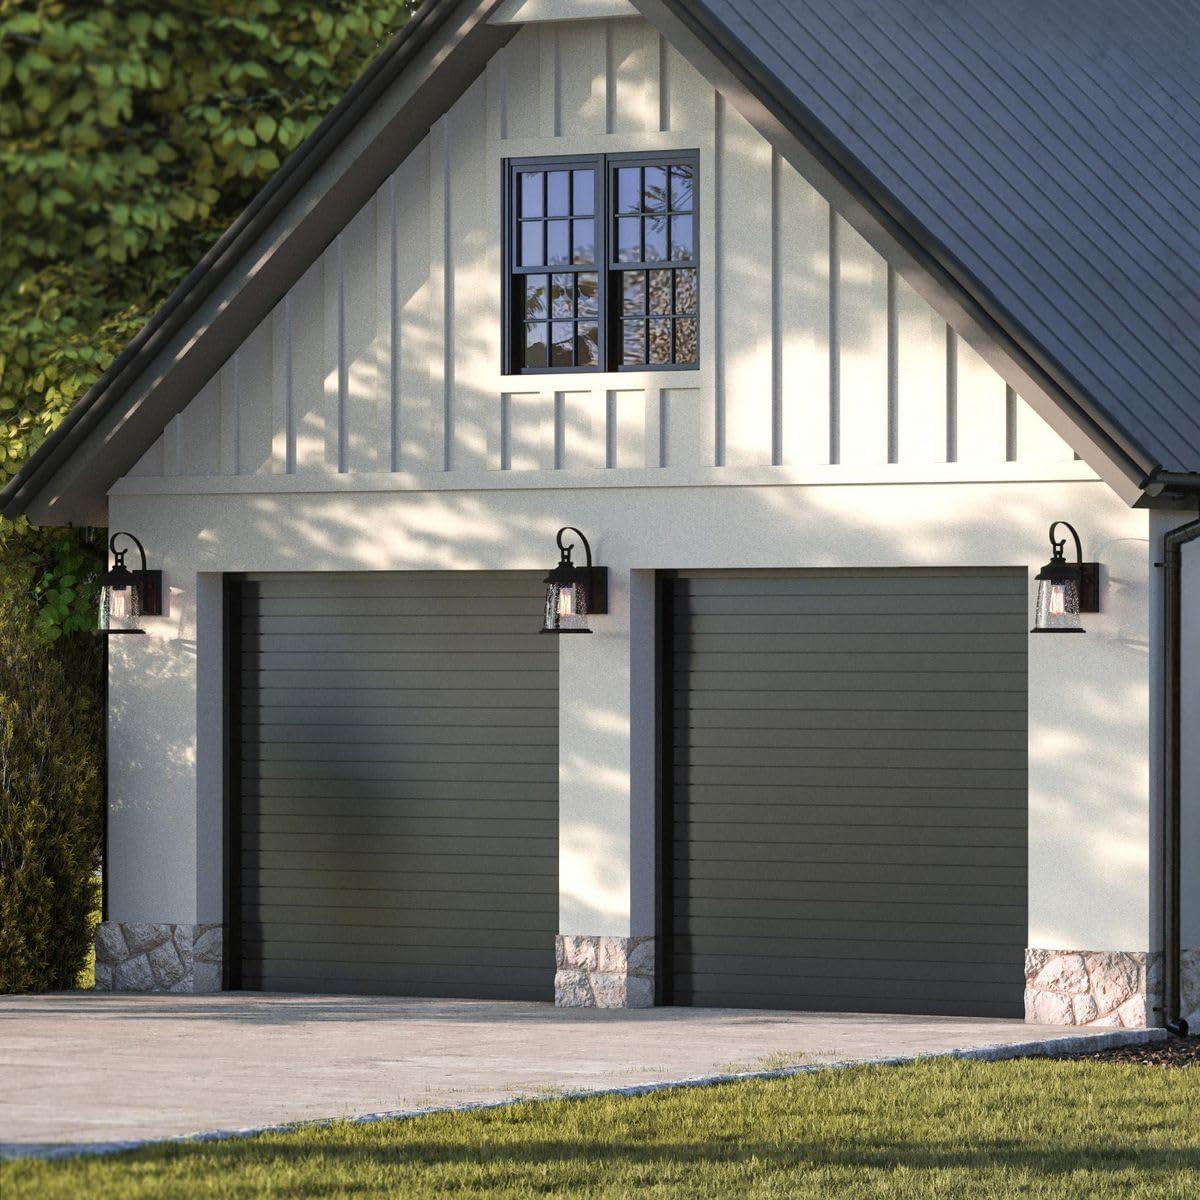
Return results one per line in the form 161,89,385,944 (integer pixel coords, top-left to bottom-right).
664,570,1027,1017
231,572,557,999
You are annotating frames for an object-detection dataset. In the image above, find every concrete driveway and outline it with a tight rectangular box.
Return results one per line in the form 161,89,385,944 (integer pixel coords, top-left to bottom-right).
0,992,1158,1157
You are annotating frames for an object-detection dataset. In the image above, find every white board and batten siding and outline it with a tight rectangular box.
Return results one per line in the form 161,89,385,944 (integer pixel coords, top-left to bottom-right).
124,17,1085,490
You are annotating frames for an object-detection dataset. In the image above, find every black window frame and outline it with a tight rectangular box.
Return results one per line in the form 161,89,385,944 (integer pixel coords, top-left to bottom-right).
503,149,700,375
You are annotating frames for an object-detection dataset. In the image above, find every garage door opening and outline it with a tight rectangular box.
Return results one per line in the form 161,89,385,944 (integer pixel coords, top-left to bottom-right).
661,569,1028,1017
228,572,558,1000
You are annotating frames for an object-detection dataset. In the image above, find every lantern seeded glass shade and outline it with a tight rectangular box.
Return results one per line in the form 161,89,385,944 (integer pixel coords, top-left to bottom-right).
543,579,590,633
1033,574,1084,632
98,577,144,634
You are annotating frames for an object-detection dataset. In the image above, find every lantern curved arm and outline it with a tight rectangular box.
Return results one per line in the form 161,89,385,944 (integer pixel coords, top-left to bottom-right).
109,530,148,572
556,526,593,568
1048,521,1083,566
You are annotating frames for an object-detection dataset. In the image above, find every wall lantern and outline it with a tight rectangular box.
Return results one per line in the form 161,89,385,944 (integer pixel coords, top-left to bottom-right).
1032,521,1099,633
97,532,162,636
541,526,608,634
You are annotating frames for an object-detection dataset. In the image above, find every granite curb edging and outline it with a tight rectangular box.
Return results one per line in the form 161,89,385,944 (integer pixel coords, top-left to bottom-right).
2,1027,1167,1162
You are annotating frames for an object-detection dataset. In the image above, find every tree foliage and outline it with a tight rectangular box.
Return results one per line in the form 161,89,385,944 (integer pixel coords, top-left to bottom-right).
0,554,103,992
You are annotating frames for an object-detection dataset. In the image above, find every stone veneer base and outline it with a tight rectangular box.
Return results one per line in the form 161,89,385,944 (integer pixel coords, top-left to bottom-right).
1024,947,1160,1028
555,935,654,1008
94,923,223,993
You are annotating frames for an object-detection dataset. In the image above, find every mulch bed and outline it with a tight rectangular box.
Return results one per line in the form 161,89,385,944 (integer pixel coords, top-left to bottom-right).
1067,1035,1200,1068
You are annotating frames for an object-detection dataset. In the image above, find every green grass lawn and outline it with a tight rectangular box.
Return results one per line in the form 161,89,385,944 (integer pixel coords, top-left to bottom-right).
4,1057,1197,1199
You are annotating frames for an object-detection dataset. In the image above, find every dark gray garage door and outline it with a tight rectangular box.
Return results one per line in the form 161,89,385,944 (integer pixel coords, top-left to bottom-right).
664,570,1027,1017
232,572,557,1000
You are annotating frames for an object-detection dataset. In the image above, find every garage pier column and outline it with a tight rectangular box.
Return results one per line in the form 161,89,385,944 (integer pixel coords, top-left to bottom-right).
555,567,657,1007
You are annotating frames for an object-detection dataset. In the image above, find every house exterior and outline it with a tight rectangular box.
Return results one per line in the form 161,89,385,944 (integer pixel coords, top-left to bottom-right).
4,0,1199,1028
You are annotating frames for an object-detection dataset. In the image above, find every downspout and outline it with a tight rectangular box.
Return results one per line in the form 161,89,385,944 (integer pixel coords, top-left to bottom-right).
1161,508,1200,1035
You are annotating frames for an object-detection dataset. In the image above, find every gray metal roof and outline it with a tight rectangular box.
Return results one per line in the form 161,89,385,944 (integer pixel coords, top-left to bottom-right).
659,0,1200,480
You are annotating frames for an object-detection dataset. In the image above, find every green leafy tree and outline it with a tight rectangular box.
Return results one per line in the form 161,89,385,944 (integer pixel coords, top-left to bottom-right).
0,0,414,989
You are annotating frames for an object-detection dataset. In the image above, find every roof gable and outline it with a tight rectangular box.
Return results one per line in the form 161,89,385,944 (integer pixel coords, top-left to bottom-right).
5,0,1197,521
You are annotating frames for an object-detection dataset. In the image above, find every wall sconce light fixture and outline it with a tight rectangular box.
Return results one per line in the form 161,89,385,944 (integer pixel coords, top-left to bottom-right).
542,526,608,634
1032,521,1099,633
97,532,162,636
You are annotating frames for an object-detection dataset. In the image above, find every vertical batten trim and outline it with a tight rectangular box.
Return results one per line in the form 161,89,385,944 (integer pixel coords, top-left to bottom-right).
553,26,563,138
166,415,182,477
284,295,295,474
231,352,242,476
770,149,783,467
658,34,670,132
335,236,348,474
388,176,401,473
714,93,726,467
554,391,565,469
946,326,958,464
828,210,840,466
605,390,617,468
441,123,453,473
658,386,668,468
500,393,512,471
604,23,615,134
1005,385,1018,463
498,43,509,141
886,264,899,465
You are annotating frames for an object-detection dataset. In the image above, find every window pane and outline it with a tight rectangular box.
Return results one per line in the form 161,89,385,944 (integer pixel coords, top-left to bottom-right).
648,269,672,316
551,273,574,318
670,214,694,261
524,274,549,320
547,220,571,265
572,170,594,216
617,167,641,214
576,323,599,367
520,172,543,219
525,322,549,368
643,215,668,262
670,164,694,212
547,171,571,216
621,319,646,365
648,318,672,365
675,267,697,315
617,217,641,263
577,272,598,317
520,222,544,268
675,317,698,364
572,219,594,265
644,165,668,212
623,270,646,316
551,321,575,367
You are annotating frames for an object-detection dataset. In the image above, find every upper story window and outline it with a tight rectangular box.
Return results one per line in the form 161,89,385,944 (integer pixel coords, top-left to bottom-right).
505,151,699,374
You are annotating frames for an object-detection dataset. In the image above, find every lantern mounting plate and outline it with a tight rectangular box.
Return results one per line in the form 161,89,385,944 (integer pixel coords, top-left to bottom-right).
1075,561,1100,613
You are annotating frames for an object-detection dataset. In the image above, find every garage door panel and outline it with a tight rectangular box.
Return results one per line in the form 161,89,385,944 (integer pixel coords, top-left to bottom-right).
666,570,1027,1016
242,761,556,785
242,796,554,821
680,690,1027,712
242,741,558,765
241,906,554,939
243,779,556,803
674,765,1026,790
235,571,557,1000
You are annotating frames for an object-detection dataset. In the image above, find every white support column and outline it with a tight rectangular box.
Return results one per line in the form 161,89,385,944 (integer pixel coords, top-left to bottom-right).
555,564,657,1007
95,562,223,993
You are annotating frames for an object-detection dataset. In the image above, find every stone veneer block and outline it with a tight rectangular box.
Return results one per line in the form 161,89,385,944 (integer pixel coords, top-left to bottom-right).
556,935,654,1008
1180,948,1200,1029
1024,947,1158,1028
93,923,223,994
